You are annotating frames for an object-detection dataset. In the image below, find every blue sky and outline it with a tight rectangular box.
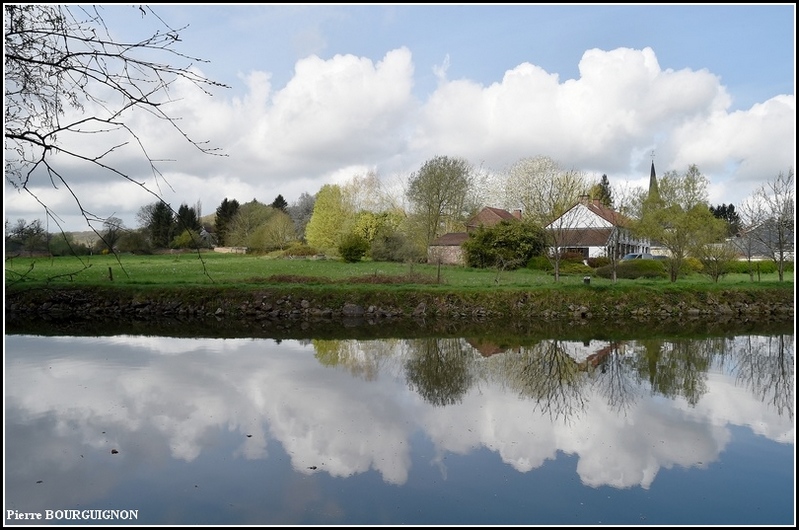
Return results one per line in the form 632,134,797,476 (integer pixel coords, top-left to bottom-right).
5,3,796,232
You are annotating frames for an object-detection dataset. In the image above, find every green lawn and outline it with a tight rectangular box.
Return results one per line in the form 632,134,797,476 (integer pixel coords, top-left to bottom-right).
4,252,793,292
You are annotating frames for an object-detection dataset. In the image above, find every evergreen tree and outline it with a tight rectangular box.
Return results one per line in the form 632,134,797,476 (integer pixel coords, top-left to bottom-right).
590,174,614,208
150,201,175,248
271,194,288,212
176,203,201,232
214,198,240,247
709,203,742,236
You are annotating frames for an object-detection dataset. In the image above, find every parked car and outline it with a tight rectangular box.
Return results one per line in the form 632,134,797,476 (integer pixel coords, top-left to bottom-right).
621,252,655,261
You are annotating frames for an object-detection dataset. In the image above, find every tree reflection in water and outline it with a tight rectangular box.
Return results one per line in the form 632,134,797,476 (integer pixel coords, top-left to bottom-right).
732,334,794,420
305,333,795,425
590,341,642,416
4,328,794,525
404,338,476,407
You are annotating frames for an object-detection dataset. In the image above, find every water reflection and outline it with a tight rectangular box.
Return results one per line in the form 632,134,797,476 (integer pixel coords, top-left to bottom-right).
4,332,794,525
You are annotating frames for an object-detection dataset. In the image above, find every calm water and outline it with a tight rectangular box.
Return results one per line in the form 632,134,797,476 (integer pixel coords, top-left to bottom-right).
4,330,795,525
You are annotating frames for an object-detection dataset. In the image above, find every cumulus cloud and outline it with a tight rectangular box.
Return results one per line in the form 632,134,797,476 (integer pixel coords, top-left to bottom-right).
4,46,793,231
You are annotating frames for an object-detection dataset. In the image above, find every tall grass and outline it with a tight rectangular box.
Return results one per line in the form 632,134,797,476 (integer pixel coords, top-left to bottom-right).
4,252,793,292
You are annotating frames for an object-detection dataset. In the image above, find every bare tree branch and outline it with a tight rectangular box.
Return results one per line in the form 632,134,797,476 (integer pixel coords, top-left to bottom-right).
5,4,227,279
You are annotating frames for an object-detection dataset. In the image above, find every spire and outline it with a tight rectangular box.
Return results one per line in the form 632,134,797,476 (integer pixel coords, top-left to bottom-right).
648,160,659,200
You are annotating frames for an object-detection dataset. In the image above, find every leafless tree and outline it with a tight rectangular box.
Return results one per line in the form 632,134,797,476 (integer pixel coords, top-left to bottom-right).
5,5,228,268
736,169,795,282
502,157,589,281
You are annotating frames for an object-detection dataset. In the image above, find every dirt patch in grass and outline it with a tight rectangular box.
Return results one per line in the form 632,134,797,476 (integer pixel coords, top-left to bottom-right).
345,272,440,285
242,273,441,285
264,275,333,284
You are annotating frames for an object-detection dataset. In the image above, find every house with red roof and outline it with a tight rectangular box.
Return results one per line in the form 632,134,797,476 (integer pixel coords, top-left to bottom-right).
427,207,522,265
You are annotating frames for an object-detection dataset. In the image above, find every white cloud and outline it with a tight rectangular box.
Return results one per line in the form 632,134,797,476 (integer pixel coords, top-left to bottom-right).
4,46,793,232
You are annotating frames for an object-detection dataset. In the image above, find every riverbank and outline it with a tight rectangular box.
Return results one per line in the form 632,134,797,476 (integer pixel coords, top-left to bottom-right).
5,283,794,339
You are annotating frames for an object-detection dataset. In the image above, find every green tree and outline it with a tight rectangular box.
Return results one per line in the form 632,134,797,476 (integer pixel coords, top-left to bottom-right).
116,228,151,254
48,231,89,256
226,200,274,250
635,165,725,282
338,232,369,263
305,184,352,253
631,338,711,406
406,156,473,247
368,211,419,262
251,209,296,251
171,229,203,249
462,220,546,270
214,198,240,247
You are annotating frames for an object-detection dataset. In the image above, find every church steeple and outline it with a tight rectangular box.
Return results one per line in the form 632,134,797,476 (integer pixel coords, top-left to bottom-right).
648,159,659,200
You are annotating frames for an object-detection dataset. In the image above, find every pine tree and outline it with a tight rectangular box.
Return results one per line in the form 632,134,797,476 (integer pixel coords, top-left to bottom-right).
271,194,288,212
214,198,240,246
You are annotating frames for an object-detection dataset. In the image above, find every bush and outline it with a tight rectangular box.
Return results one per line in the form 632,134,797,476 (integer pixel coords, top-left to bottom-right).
117,230,152,254
526,255,553,271
462,221,546,270
557,262,593,276
683,257,704,273
370,232,410,262
338,233,369,263
725,259,781,275
595,259,668,280
559,251,586,264
282,243,319,258
48,233,90,256
171,229,203,249
586,256,609,268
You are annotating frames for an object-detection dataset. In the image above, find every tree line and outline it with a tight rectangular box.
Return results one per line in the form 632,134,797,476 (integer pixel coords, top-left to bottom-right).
4,6,793,282
6,156,794,284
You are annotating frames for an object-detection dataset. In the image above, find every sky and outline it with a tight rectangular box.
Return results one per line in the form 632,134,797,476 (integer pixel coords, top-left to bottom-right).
4,3,796,233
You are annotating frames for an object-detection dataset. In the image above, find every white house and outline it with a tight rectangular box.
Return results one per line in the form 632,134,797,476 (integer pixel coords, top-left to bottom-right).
544,196,650,259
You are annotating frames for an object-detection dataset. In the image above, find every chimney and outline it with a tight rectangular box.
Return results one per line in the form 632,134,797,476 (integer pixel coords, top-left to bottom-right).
513,209,522,220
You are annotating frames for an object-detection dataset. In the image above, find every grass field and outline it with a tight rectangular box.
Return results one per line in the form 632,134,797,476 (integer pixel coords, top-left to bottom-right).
4,251,794,292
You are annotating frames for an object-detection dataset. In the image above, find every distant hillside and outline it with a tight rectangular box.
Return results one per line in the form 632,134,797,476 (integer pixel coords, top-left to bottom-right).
68,214,217,246
69,230,101,246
